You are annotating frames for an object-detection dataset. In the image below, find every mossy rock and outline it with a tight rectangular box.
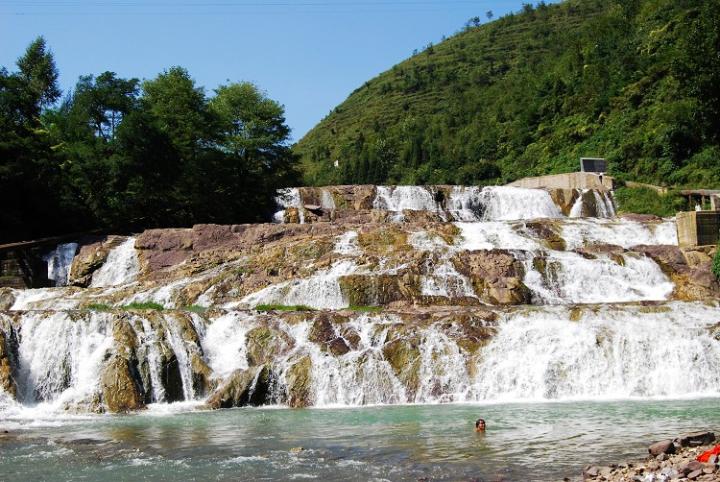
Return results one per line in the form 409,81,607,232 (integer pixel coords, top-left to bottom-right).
206,365,276,409
286,356,313,408
357,227,409,255
101,356,145,413
246,326,293,366
382,330,421,396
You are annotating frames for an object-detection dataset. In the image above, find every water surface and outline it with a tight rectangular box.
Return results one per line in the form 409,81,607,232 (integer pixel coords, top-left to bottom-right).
2,398,718,481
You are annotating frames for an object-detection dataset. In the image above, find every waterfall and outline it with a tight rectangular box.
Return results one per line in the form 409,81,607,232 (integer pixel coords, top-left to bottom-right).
561,219,678,249
239,260,358,310
273,188,304,224
42,243,78,287
522,251,674,304
448,186,563,221
472,303,720,400
90,238,139,288
334,231,361,256
593,190,616,218
373,186,440,213
320,189,336,210
14,311,114,408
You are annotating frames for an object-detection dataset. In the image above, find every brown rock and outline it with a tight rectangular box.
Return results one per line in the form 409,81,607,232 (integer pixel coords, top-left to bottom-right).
649,439,676,456
0,327,17,398
308,314,350,356
678,432,716,448
452,250,531,305
101,356,145,413
286,356,312,408
68,236,129,286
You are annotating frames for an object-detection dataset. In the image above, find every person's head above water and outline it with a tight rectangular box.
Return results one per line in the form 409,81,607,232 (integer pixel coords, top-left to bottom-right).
475,418,486,432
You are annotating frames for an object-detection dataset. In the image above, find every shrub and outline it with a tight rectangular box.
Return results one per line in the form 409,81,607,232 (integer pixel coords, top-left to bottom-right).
349,305,383,313
121,301,165,311
255,304,314,312
613,187,685,217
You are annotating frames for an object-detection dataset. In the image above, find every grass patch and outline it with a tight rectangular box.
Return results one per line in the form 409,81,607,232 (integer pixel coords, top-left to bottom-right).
713,245,720,281
182,305,208,313
121,301,165,311
86,303,113,312
613,187,685,217
348,305,383,313
255,304,315,312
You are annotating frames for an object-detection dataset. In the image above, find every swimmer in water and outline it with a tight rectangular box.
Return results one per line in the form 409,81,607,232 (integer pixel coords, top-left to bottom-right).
475,418,486,432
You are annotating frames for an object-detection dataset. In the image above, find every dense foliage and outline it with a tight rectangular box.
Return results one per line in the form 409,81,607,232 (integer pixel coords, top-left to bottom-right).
0,39,297,242
296,0,720,188
613,187,685,217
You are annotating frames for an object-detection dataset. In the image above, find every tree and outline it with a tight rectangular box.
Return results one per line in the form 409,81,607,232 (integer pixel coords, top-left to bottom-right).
15,36,60,123
142,67,210,157
486,10,494,21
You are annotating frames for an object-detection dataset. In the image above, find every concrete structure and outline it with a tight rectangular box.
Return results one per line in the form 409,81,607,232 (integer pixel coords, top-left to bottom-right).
676,211,720,248
508,172,614,190
680,190,720,211
580,157,607,173
624,181,669,195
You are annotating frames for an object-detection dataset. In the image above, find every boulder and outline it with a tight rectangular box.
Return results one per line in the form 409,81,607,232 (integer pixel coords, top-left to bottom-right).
245,326,293,366
382,327,421,396
101,356,145,413
677,432,716,447
0,289,15,311
648,439,676,456
206,365,275,409
0,327,17,398
286,356,313,408
339,274,420,307
525,221,566,251
452,250,531,305
308,314,350,356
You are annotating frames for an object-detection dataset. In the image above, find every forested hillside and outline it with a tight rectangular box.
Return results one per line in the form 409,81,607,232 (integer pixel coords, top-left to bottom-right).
0,39,298,242
296,0,720,188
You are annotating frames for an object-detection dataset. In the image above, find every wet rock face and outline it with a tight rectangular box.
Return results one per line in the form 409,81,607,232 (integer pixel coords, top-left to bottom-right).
308,314,350,356
286,356,312,408
452,250,531,305
0,326,18,398
101,357,144,413
68,236,129,287
205,365,276,409
0,289,15,311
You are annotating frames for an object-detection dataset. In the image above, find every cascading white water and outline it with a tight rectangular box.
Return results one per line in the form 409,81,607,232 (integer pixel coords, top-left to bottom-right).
90,238,139,288
43,243,78,287
472,303,720,401
320,189,336,210
455,222,543,251
238,260,358,310
273,187,304,224
277,318,408,406
334,231,361,256
448,186,563,221
373,186,440,213
13,311,114,408
561,219,678,250
522,251,674,304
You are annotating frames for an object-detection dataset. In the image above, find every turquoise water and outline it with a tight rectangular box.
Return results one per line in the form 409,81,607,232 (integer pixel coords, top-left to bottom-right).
1,399,719,481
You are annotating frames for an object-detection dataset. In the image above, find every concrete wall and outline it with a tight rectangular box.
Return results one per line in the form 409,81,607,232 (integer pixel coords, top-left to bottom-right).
677,211,720,248
508,172,614,190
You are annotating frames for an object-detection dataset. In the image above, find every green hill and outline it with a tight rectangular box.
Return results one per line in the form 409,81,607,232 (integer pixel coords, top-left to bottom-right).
296,0,720,188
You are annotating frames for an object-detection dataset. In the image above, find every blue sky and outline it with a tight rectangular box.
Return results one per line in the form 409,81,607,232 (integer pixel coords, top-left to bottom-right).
1,1,548,140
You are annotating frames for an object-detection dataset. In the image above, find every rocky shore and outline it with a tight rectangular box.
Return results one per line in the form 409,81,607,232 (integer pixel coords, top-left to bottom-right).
583,431,720,481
